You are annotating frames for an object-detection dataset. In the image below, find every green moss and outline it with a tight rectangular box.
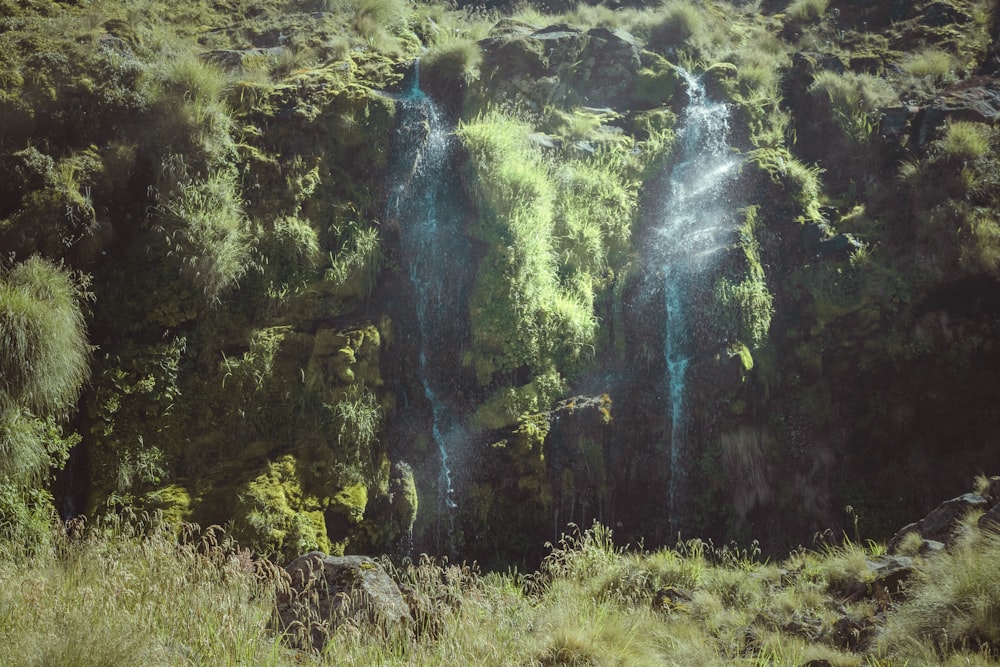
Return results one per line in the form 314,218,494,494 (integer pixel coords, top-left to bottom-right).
231,455,332,560
330,483,368,524
306,326,383,398
633,56,681,108
141,484,192,525
730,344,754,376
747,148,824,223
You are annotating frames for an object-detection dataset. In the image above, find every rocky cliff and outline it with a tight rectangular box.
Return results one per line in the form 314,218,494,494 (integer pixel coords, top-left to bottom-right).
2,0,1000,566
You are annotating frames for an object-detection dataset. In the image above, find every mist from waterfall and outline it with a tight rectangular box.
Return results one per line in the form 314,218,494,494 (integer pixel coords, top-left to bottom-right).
388,62,471,551
653,69,739,535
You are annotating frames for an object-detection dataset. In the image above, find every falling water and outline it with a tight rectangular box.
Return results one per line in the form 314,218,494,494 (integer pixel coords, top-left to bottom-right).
387,62,470,549
654,69,739,534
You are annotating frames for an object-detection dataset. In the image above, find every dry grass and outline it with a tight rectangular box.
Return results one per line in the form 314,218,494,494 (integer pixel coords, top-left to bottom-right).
4,518,1000,665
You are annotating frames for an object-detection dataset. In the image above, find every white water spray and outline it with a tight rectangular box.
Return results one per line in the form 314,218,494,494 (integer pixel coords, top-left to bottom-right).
653,69,739,534
388,62,469,548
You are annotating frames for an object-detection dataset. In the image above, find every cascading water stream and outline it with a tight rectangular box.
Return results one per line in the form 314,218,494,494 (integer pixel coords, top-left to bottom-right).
654,69,739,534
387,62,470,551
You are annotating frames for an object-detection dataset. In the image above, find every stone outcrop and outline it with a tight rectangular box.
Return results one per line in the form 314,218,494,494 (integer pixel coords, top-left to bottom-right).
473,21,642,112
889,477,1000,553
275,552,411,651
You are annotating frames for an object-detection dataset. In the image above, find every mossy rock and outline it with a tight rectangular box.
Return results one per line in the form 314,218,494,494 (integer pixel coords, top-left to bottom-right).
633,55,681,109
330,483,368,524
230,455,333,560
305,325,382,398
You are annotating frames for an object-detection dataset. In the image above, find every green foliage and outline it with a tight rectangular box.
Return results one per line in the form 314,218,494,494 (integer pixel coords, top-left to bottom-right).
153,168,254,303
0,519,279,666
421,35,482,85
808,70,897,145
712,276,774,348
784,0,829,25
902,48,959,86
0,409,78,488
327,383,382,460
324,219,383,297
148,52,236,174
87,337,186,501
882,528,1000,657
647,1,706,53
0,484,58,558
633,56,681,109
748,148,824,223
939,120,990,163
960,209,1000,277
0,257,91,417
711,207,774,349
458,111,594,384
5,516,1000,665
233,455,333,559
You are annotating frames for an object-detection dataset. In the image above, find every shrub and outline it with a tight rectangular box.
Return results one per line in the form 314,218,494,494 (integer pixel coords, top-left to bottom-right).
785,0,829,25
647,1,706,52
153,169,253,302
809,70,897,145
459,111,607,384
939,121,990,163
902,48,959,84
324,221,383,296
421,36,482,86
882,528,1000,657
259,216,321,292
961,209,1000,277
0,256,90,417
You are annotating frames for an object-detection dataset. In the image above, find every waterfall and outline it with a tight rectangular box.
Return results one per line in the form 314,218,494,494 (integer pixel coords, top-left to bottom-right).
654,69,739,535
387,61,471,550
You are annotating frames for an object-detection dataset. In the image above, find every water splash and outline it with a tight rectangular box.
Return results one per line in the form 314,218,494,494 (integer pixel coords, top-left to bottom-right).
653,69,739,535
387,61,470,549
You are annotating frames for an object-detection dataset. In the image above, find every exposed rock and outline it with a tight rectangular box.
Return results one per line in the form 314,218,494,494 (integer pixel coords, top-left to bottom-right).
868,555,913,601
652,586,692,613
918,1,972,28
834,614,877,650
275,552,411,651
890,492,990,551
800,222,864,257
978,504,1000,533
912,77,1000,151
202,47,286,71
474,22,642,112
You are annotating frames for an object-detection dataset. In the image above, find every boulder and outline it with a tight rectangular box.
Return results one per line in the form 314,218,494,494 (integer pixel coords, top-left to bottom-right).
275,552,411,651
573,27,642,108
474,22,643,112
978,504,1000,533
911,77,1000,152
890,492,989,551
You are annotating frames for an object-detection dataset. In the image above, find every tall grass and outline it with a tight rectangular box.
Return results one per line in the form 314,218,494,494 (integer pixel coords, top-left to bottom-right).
0,518,284,667
154,169,254,301
809,70,897,145
882,528,1000,658
3,517,1000,665
0,257,90,417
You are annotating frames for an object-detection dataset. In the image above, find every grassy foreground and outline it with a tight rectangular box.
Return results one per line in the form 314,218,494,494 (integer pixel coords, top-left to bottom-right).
2,516,1000,666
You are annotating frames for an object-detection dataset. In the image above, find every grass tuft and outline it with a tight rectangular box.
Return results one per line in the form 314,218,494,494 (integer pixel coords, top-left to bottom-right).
0,257,90,418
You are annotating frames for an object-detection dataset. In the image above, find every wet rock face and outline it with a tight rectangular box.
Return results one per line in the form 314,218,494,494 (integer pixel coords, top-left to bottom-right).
275,552,411,651
473,21,642,112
